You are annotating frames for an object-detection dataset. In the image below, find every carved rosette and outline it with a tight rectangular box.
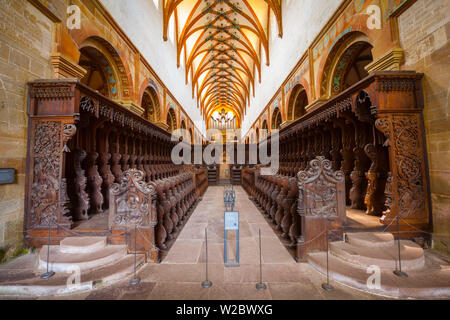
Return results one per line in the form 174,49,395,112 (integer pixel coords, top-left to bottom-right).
297,156,345,219
30,121,63,227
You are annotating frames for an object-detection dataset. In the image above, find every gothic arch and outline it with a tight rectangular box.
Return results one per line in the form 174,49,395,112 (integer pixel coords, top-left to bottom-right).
79,36,133,101
189,128,194,144
141,85,161,123
166,108,177,133
288,84,308,121
272,107,282,130
261,119,269,141
319,32,373,98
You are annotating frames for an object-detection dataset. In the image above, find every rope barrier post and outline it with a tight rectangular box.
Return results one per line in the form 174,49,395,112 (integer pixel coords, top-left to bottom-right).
256,229,266,291
202,228,213,289
321,219,334,291
130,224,141,285
393,214,408,278
40,220,55,279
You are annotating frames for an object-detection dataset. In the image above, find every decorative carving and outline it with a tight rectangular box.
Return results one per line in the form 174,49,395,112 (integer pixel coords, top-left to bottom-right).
392,116,426,218
364,144,388,216
73,148,90,220
109,169,156,226
99,153,115,209
62,124,77,153
296,156,346,259
297,156,345,218
86,152,104,215
30,121,62,228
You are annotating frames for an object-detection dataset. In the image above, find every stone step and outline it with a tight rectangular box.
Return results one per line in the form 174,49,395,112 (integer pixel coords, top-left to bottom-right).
330,240,425,271
0,254,145,297
60,237,107,254
307,252,450,299
39,245,127,273
345,232,395,248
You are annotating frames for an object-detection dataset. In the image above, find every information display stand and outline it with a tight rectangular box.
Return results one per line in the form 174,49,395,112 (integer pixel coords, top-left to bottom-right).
224,211,239,267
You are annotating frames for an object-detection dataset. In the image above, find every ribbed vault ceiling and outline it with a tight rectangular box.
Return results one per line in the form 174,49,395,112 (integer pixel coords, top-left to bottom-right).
162,0,282,124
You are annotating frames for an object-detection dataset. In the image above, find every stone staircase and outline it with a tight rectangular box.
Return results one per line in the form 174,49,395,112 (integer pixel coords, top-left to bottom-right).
0,237,145,297
307,232,450,299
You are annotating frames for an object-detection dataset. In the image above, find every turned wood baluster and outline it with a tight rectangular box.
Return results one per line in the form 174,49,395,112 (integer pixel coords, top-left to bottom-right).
300,134,307,170
281,177,298,238
364,143,389,216
120,134,130,172
314,127,323,159
275,177,288,230
350,123,371,209
327,125,342,171
155,182,168,249
129,137,137,170
161,180,174,239
99,152,115,209
270,177,281,225
86,151,104,215
287,177,300,244
335,119,355,205
73,148,90,221
168,179,179,232
111,153,123,183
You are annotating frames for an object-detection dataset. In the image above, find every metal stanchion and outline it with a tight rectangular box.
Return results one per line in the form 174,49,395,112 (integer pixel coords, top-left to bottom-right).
202,228,213,288
40,220,55,279
393,214,408,278
321,220,334,291
130,225,141,285
256,229,266,291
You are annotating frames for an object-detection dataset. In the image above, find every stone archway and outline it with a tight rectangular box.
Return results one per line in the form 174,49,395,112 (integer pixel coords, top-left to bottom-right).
320,32,373,98
79,37,133,101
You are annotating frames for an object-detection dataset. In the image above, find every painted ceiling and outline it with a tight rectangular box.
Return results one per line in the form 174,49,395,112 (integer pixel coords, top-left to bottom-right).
162,0,283,125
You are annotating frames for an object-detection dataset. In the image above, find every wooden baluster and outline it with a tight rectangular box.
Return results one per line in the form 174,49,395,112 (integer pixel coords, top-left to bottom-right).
364,143,389,216
350,123,371,209
99,152,115,209
86,151,104,215
73,148,90,220
155,182,168,249
334,118,355,205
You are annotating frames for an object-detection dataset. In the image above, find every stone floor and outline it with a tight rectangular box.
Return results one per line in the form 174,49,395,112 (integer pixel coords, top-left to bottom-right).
0,186,393,300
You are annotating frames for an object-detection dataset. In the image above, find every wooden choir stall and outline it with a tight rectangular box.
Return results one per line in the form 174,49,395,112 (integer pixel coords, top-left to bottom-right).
24,79,208,262
243,71,431,261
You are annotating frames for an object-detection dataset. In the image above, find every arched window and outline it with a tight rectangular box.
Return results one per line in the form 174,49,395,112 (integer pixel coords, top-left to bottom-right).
78,37,131,101
289,85,308,121
79,46,115,98
321,32,374,97
261,120,268,140
167,108,177,133
141,87,161,123
272,108,282,130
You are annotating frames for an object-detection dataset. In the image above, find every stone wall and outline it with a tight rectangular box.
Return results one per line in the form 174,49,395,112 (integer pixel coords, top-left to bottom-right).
398,0,450,255
0,0,53,255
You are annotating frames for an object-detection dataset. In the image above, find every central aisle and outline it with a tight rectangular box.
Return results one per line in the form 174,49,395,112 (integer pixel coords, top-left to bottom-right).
162,186,295,265
131,186,385,300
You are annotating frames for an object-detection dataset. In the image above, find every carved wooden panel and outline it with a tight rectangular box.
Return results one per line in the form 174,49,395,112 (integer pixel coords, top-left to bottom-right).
29,121,63,228
375,113,429,223
297,156,346,259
